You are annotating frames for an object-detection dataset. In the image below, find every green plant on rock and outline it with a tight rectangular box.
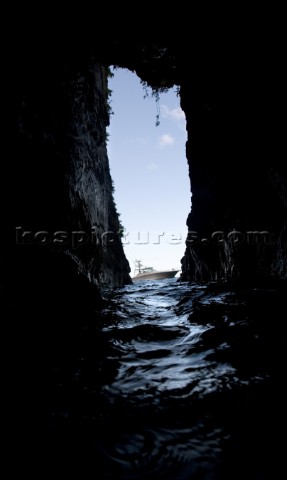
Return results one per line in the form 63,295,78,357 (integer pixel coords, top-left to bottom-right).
140,79,176,127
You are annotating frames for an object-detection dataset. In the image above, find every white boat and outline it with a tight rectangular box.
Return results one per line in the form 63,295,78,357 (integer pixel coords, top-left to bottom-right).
131,260,179,281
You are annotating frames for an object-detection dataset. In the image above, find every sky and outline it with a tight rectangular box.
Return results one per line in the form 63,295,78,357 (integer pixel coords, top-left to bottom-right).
107,68,191,276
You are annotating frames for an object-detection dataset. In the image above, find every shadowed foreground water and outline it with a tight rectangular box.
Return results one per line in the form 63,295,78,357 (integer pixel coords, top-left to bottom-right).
16,278,286,478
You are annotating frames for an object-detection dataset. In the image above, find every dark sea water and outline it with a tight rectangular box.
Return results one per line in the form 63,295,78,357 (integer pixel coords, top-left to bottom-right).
43,278,286,479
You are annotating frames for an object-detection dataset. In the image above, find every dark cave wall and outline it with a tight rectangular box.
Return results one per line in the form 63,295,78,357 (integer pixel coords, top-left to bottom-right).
1,48,131,311
62,60,131,287
178,51,287,283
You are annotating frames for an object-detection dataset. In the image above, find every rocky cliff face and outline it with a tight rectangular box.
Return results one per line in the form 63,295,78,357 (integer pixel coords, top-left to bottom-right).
178,48,287,283
1,47,131,313
63,61,131,287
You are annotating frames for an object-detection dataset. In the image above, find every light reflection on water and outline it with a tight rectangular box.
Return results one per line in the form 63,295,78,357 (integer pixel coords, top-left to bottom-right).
47,278,285,479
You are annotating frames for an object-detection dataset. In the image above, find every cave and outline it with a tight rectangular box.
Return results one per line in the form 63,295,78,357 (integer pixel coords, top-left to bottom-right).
2,39,286,477
3,41,286,297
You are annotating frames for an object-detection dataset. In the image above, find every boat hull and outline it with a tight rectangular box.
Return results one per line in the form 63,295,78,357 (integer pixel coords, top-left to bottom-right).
132,270,179,281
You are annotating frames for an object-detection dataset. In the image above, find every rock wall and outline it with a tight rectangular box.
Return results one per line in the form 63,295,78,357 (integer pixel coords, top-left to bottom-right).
1,47,131,313
178,47,287,283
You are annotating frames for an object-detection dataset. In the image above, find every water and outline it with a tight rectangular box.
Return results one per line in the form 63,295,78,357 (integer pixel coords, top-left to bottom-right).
45,278,285,478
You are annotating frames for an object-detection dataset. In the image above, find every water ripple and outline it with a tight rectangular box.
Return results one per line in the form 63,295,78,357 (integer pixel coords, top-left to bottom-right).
47,278,286,478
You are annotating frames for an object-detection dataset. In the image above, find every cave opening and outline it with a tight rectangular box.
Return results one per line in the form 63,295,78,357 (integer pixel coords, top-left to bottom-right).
107,67,191,276
2,38,287,479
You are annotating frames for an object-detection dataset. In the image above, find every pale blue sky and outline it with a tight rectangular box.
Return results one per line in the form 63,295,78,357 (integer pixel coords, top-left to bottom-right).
107,68,191,275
